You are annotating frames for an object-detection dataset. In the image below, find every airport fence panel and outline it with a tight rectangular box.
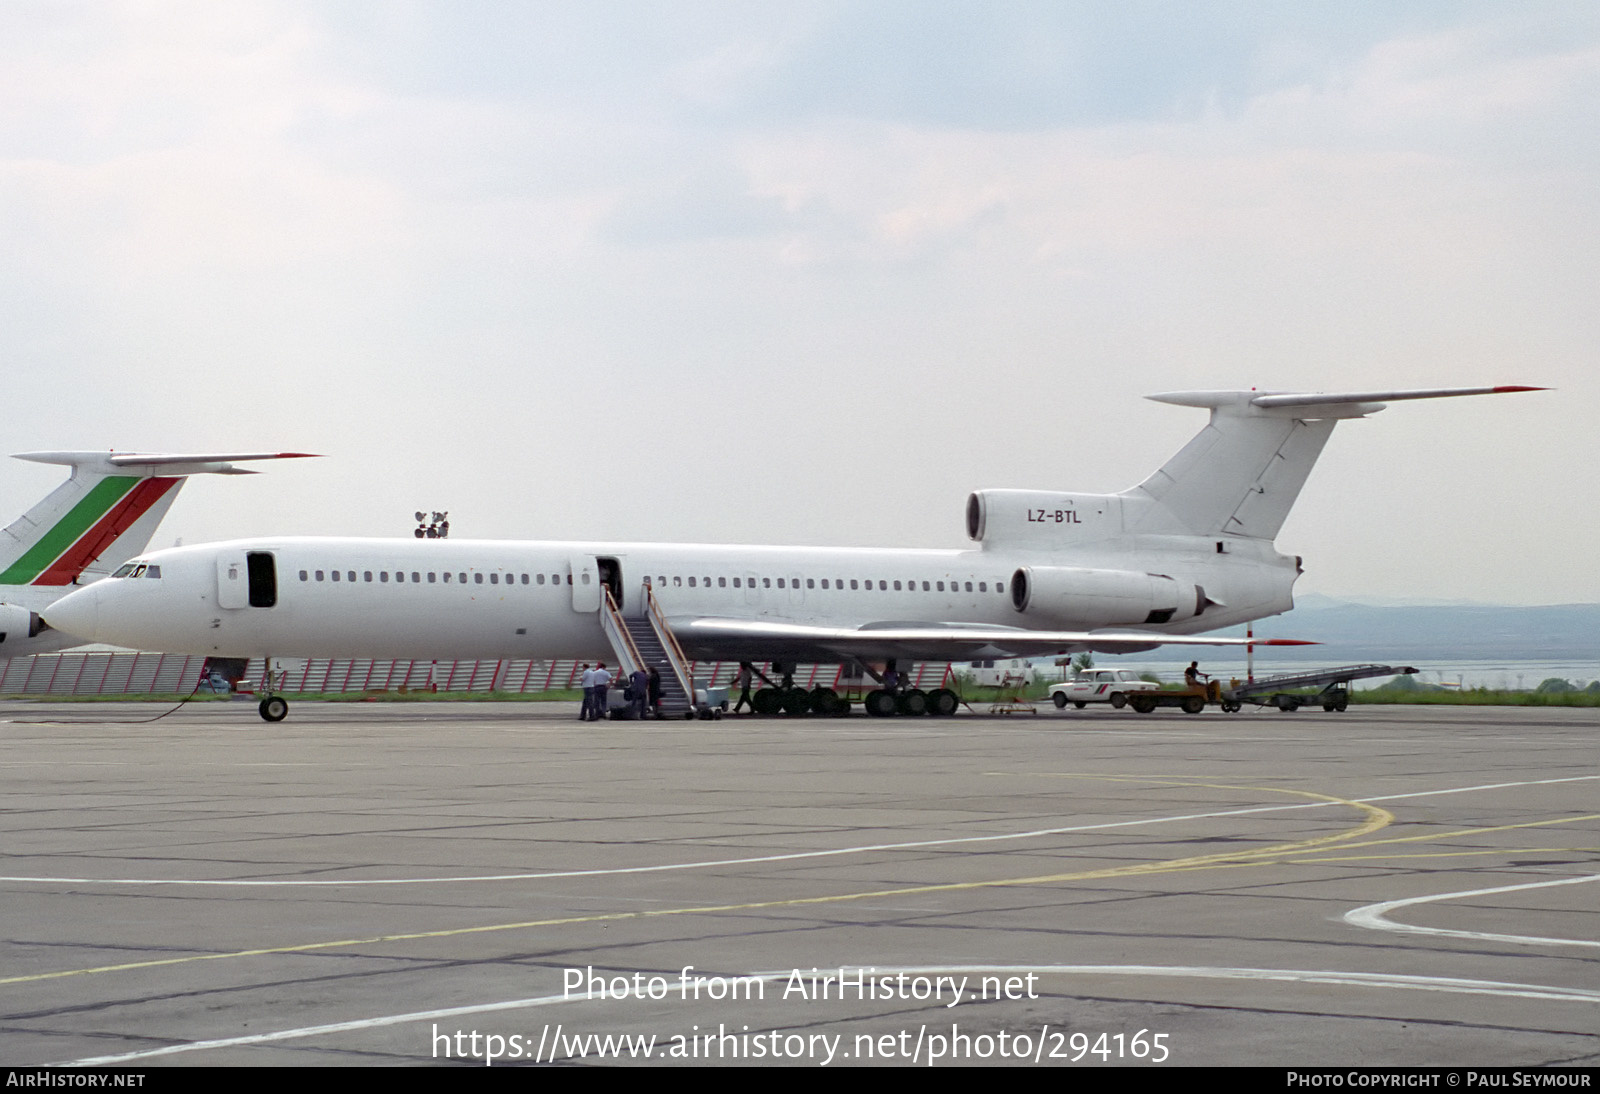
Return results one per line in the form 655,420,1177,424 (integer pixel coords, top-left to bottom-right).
0,654,956,697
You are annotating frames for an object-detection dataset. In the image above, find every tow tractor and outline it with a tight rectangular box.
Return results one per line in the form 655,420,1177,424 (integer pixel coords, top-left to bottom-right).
1124,664,1419,714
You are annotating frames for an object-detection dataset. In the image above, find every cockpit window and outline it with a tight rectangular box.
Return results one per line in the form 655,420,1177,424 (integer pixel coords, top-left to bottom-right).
112,564,136,578
144,565,160,579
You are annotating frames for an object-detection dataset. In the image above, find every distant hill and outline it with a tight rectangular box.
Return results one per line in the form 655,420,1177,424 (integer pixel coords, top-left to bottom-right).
1136,599,1600,663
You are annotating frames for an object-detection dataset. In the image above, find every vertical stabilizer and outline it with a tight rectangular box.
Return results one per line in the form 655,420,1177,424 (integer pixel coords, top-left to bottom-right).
1123,386,1542,539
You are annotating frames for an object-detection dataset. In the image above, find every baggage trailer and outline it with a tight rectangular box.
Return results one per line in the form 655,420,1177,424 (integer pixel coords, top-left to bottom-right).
1220,663,1419,712
1124,664,1418,714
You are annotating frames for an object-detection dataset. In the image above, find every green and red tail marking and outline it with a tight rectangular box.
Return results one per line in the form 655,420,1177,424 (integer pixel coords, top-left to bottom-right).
0,476,181,586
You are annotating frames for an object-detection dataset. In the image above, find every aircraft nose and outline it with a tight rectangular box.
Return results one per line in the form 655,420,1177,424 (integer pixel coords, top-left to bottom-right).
42,584,101,641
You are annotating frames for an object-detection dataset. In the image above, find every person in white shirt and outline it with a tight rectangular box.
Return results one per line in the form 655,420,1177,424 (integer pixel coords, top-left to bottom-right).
578,663,594,720
590,662,613,721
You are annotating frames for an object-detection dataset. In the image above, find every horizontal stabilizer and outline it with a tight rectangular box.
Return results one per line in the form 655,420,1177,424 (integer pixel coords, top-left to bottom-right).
1148,385,1545,419
15,451,321,477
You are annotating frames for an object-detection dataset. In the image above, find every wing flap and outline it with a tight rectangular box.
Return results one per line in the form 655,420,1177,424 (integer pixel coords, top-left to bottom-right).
670,617,1311,662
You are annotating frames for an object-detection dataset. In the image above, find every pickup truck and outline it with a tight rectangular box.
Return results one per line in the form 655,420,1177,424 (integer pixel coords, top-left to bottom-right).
1048,670,1162,709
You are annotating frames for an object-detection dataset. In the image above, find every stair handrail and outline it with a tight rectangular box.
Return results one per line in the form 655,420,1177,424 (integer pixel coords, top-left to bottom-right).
643,583,696,701
599,587,646,677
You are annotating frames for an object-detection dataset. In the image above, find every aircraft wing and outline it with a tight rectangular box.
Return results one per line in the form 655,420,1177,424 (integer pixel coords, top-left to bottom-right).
669,617,1312,663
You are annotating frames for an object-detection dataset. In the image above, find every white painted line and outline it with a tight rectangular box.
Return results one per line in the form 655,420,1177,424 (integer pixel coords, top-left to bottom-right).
59,963,1600,1066
1345,873,1600,949
6,774,1593,889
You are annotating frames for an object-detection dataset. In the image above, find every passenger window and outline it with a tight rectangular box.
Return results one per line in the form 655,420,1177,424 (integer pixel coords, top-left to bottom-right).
428,572,437,583
380,572,389,583
364,571,373,582
762,578,771,588
521,574,529,584
673,576,682,587
396,572,405,583
806,579,814,589
688,577,696,587
893,581,901,591
850,580,858,590
703,576,710,587
332,571,341,582
535,574,543,585
718,577,726,587
474,573,483,584
820,579,828,589
444,572,452,583
298,570,308,581
965,582,972,592
921,581,929,591
878,580,887,590
315,570,324,581
777,578,784,589
733,577,741,588
979,582,987,592
936,581,944,591
491,573,499,584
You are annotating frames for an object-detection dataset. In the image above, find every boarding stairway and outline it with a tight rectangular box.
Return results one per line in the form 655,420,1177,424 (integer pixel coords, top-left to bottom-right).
599,586,698,717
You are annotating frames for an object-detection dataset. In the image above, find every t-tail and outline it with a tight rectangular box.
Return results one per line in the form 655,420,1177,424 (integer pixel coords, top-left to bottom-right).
1125,386,1545,539
0,451,319,588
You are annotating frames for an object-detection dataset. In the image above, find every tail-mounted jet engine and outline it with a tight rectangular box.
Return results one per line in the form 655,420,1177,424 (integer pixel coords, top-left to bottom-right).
1010,566,1207,629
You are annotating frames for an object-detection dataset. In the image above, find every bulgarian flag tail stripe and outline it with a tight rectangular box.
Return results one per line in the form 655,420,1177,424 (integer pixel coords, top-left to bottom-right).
0,477,180,586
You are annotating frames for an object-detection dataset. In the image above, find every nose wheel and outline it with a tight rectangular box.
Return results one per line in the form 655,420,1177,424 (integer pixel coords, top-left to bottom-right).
259,696,288,722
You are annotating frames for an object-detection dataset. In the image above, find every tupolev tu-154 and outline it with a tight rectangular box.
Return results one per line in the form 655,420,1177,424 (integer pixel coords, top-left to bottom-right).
41,386,1540,721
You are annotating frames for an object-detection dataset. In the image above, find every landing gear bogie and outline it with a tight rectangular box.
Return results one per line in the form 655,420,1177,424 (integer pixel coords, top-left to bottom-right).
896,689,929,716
258,696,288,723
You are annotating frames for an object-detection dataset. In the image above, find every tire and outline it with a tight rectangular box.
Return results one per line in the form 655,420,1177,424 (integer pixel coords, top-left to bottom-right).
927,689,959,717
1221,700,1242,713
752,688,782,716
1130,695,1156,714
781,689,810,716
897,689,928,716
1109,692,1128,709
1181,696,1205,714
259,696,288,722
1052,693,1068,709
809,688,840,716
864,690,897,717
1074,701,1087,710
1276,695,1300,712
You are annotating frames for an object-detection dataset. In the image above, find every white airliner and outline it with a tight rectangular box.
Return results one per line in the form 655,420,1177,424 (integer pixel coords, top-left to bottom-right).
42,386,1539,721
0,450,315,658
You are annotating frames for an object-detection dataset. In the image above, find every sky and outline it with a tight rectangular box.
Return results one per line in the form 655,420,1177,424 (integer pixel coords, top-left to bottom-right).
1,1,1594,605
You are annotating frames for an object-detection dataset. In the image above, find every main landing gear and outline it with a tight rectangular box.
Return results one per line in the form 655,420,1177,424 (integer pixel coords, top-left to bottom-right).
861,687,960,718
744,660,960,718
